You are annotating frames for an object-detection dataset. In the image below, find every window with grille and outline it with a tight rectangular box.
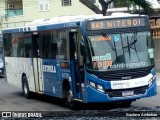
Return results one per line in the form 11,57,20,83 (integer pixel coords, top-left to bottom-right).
61,0,71,6
8,4,14,10
39,2,49,11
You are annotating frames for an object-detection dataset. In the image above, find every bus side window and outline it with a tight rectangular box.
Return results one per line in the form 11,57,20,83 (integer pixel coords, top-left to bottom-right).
3,34,12,57
25,46,31,58
50,43,57,59
56,30,68,60
32,35,39,58
23,34,32,58
20,48,25,57
42,35,49,59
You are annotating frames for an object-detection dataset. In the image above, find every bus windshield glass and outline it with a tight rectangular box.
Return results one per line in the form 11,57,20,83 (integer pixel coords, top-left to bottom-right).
86,31,154,71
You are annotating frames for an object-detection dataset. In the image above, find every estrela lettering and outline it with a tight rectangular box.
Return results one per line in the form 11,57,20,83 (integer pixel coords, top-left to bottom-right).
43,65,56,73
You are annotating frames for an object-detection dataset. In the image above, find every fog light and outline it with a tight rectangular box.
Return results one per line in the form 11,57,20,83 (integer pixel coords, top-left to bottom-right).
97,84,104,93
89,81,96,88
148,78,152,87
152,75,156,81
148,75,156,87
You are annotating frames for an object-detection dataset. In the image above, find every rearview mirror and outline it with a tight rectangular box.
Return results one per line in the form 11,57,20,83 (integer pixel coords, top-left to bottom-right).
80,42,85,56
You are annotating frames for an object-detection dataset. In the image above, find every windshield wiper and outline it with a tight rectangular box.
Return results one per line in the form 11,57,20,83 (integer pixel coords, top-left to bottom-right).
123,33,140,61
127,36,131,59
123,36,137,49
147,35,149,47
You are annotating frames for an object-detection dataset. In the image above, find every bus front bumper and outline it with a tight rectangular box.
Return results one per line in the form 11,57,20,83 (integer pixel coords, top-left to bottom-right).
84,81,157,103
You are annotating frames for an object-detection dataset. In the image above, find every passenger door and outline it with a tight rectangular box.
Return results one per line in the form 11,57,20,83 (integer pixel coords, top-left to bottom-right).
32,34,43,92
69,29,84,99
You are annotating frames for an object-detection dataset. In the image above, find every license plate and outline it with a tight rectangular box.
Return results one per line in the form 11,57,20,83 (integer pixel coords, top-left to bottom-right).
122,91,134,96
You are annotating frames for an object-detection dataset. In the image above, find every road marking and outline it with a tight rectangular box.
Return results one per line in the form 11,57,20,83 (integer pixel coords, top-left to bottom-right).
156,73,160,85
157,81,160,86
157,79,160,85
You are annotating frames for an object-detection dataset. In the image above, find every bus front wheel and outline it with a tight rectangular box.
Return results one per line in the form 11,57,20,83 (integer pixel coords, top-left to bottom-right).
22,76,31,99
67,90,74,107
65,89,77,109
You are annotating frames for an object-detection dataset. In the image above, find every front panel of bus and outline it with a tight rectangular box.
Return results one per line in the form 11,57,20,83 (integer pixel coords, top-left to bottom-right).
82,16,157,103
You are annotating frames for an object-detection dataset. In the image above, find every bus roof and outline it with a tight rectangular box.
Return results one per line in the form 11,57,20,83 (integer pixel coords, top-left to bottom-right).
2,13,146,34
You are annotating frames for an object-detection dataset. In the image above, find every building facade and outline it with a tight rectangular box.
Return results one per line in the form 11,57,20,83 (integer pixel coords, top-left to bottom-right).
1,0,160,30
150,17,160,72
0,0,100,30
0,0,101,48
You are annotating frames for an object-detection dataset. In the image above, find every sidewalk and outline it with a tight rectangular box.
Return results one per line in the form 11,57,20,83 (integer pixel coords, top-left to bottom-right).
156,72,160,85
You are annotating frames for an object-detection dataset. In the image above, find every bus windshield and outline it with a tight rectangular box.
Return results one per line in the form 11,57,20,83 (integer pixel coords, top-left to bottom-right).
86,31,154,71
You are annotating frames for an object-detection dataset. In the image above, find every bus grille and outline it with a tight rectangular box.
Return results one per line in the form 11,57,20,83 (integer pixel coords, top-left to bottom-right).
105,86,148,98
99,67,152,80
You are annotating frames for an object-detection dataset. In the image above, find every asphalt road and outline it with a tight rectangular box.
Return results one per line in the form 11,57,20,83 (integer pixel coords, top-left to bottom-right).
0,78,70,111
132,72,160,108
132,85,160,108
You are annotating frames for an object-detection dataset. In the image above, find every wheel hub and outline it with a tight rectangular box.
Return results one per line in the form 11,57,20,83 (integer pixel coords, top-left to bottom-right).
24,83,28,95
67,90,73,102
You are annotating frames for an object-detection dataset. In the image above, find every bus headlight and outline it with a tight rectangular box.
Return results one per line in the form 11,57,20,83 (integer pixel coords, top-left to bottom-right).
152,75,156,81
148,75,156,87
89,81,96,88
97,84,104,93
148,79,152,87
89,81,104,93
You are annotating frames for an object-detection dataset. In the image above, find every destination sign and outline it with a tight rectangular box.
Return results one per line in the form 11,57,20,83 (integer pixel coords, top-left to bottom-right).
87,18,145,30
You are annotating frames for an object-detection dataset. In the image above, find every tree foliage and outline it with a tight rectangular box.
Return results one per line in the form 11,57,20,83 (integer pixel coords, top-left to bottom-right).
130,0,154,14
114,0,128,8
79,0,154,16
79,0,114,16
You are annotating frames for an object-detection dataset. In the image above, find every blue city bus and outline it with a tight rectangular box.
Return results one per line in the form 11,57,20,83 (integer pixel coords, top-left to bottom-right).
2,14,157,108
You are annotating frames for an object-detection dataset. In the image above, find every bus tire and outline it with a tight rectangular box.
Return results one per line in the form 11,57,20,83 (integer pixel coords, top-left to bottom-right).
66,89,77,109
22,76,31,99
63,80,77,109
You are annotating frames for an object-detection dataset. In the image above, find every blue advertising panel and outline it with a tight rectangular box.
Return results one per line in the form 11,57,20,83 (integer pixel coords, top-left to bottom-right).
42,59,58,96
42,59,72,98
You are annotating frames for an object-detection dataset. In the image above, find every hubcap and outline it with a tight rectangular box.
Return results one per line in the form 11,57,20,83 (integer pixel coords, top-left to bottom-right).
24,82,28,95
67,90,72,102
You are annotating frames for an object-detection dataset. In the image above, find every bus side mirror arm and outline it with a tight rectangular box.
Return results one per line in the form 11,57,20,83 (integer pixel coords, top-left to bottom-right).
80,43,86,65
80,43,85,56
